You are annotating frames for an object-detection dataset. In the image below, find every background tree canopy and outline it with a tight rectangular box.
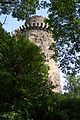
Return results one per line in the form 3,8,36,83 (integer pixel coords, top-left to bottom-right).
0,0,80,119
0,0,80,75
0,0,39,20
48,0,80,75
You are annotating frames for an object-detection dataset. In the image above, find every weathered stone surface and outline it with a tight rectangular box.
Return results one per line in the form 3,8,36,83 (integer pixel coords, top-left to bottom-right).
27,16,46,24
16,16,61,92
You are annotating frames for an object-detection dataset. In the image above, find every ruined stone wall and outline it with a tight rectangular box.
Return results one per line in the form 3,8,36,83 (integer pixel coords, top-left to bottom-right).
15,16,61,92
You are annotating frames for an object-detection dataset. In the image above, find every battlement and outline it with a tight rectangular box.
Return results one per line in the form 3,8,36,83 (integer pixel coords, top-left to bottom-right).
15,16,50,34
14,16,61,93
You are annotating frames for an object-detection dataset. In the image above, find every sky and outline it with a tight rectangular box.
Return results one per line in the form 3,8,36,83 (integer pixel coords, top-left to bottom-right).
0,0,49,33
0,0,65,91
0,8,48,33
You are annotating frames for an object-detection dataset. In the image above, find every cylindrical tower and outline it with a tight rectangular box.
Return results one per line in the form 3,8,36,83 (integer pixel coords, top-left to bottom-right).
15,16,61,92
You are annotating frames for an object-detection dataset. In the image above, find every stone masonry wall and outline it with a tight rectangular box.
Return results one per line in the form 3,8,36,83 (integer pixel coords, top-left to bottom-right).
15,16,61,92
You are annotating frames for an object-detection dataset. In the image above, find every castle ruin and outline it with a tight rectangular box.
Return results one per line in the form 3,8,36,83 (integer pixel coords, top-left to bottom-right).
15,16,61,92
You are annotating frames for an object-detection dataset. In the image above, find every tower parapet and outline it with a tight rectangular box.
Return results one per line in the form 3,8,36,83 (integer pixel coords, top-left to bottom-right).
15,16,61,92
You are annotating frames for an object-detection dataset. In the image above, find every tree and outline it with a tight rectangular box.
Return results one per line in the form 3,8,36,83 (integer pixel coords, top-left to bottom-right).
0,0,80,73
0,1,80,119
0,0,79,75
0,25,55,119
48,0,80,74
0,0,39,20
64,74,80,97
58,94,80,120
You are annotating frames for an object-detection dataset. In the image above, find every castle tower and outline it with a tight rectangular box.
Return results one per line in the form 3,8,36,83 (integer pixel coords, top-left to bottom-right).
15,16,61,92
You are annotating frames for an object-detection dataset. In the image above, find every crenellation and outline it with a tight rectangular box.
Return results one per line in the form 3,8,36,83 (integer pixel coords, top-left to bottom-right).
15,16,61,93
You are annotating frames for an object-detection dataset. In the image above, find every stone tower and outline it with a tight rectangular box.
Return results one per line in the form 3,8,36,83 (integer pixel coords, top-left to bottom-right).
15,16,61,92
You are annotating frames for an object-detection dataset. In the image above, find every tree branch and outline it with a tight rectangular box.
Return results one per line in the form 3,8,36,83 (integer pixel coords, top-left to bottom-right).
2,16,7,25
0,1,19,4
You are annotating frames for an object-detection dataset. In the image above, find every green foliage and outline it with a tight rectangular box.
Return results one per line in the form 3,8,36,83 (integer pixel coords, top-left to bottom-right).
0,1,80,119
0,25,80,119
64,74,80,97
58,95,80,120
0,25,55,119
0,0,39,20
48,0,80,74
